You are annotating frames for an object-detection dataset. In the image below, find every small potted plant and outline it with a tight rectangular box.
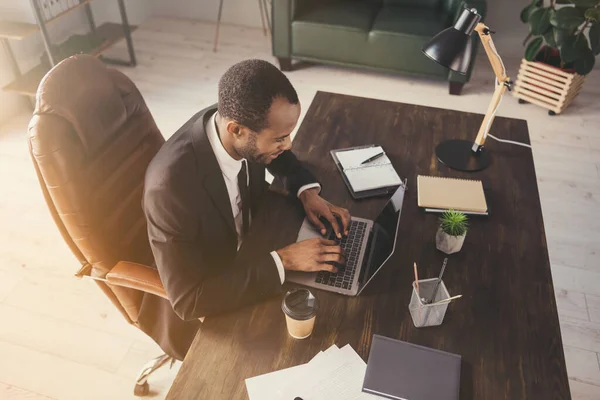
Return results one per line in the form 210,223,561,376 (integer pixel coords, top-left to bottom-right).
436,210,468,255
515,0,599,115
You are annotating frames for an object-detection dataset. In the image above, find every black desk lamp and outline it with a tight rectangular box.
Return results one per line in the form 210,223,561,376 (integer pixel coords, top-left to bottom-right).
422,8,512,171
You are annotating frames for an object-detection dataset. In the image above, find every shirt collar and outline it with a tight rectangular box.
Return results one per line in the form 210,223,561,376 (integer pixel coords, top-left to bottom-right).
205,111,244,182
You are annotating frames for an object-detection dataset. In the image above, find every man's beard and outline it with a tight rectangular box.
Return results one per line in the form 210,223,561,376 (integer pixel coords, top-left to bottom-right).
238,133,271,164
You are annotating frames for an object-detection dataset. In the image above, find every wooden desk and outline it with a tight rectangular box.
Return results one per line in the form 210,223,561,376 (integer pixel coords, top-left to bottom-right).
167,92,570,399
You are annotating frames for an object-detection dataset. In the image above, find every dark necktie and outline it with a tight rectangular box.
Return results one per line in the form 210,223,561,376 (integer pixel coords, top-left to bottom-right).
238,161,250,236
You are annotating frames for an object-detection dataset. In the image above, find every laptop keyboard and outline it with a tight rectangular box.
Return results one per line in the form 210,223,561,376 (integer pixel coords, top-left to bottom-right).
315,220,368,290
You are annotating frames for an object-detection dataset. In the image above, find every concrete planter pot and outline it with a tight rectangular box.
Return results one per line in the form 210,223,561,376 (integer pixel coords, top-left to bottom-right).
436,228,466,255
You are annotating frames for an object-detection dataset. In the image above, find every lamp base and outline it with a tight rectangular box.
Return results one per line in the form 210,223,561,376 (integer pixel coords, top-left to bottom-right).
435,139,490,172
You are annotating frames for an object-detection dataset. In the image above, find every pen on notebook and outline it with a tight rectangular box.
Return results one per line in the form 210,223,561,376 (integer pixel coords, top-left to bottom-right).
360,151,384,165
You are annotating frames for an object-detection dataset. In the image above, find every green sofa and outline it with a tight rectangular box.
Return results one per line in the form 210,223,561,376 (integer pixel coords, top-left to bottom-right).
272,0,487,94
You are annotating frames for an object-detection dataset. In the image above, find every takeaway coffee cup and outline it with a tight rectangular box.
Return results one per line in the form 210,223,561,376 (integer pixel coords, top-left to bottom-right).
281,289,318,339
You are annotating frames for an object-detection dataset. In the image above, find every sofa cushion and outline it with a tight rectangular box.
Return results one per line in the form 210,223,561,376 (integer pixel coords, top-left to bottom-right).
366,6,450,77
291,1,379,64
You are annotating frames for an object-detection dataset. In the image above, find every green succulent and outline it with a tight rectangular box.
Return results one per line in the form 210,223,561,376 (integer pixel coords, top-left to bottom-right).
521,0,600,75
439,210,469,237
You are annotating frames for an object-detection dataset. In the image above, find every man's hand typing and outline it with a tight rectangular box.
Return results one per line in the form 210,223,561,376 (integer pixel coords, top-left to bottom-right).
276,238,346,273
299,188,351,239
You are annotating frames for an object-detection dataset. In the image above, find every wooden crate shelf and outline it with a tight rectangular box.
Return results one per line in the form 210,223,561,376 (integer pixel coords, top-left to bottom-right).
512,59,585,115
3,22,137,96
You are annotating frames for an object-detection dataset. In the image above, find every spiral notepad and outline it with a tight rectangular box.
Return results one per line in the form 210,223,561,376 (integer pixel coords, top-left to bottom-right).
417,175,488,214
333,146,402,193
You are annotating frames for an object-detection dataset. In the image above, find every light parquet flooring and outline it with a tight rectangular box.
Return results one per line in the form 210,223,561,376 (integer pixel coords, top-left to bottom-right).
1,17,599,399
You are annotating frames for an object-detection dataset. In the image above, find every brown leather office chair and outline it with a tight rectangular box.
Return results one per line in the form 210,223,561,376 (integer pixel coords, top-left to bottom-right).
27,55,174,396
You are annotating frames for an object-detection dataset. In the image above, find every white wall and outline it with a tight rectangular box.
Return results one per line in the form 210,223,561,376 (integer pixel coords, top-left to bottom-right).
0,0,153,126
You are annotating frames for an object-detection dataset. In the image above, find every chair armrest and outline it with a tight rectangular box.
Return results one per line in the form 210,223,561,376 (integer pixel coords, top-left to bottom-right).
106,261,168,300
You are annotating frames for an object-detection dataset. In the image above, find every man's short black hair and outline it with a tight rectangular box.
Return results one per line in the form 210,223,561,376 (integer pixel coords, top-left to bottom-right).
218,59,299,132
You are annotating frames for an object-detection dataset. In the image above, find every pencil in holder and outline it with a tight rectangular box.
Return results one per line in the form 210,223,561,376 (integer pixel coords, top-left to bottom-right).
409,278,450,328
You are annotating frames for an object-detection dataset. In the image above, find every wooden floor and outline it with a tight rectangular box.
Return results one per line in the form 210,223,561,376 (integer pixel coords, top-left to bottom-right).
1,17,599,400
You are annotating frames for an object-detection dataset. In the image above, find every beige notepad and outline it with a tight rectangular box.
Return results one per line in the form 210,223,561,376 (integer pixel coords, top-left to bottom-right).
417,175,487,213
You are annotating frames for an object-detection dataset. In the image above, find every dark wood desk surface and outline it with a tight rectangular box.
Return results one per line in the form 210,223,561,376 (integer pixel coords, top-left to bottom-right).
167,92,570,399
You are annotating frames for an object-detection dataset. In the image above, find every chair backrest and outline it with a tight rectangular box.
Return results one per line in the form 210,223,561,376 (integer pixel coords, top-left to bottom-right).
27,55,165,323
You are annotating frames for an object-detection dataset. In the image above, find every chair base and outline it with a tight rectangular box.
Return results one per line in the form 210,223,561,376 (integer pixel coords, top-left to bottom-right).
134,353,175,397
134,382,149,397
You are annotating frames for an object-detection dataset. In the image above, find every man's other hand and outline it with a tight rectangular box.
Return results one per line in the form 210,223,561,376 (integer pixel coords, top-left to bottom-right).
299,189,351,239
276,238,345,273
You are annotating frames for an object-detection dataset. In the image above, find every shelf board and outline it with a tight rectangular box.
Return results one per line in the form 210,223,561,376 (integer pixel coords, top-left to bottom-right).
3,23,137,96
0,0,94,40
45,0,94,27
0,21,39,40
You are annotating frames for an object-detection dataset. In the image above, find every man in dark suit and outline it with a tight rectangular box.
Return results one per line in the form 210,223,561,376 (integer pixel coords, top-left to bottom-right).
143,59,350,358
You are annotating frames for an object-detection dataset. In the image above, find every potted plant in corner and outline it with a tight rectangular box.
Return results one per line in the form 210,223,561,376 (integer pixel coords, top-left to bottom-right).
436,210,468,255
514,0,599,115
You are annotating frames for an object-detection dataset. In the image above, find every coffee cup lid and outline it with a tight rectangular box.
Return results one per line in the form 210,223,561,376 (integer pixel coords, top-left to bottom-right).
281,289,318,321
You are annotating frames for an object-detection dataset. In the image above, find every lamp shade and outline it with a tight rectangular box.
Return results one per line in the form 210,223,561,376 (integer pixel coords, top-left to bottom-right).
422,8,482,74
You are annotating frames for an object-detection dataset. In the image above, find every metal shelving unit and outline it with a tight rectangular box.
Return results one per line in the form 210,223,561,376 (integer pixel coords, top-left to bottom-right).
0,0,137,97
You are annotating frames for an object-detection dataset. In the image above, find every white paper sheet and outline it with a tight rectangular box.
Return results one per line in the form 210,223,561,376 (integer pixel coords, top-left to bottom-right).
245,345,339,400
280,345,381,400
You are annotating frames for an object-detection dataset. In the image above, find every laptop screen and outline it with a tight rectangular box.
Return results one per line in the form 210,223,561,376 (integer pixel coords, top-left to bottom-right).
358,184,405,291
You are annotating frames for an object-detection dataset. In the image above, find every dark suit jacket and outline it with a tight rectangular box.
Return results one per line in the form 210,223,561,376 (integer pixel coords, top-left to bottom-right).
142,106,316,357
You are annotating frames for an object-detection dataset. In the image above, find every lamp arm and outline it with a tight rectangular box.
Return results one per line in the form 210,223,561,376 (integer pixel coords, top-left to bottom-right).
471,23,512,151
475,23,508,83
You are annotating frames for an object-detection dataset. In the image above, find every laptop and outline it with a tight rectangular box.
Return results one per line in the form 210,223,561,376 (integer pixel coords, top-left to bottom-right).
286,182,406,296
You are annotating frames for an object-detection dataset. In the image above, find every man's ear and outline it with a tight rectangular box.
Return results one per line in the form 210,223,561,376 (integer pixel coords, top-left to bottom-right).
226,121,245,139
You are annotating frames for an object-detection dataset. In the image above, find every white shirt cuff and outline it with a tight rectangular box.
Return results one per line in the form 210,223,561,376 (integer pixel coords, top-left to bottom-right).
297,183,321,198
270,251,285,284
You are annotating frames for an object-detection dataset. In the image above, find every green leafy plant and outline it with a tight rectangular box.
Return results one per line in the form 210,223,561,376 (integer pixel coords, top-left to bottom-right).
439,210,469,237
521,0,600,75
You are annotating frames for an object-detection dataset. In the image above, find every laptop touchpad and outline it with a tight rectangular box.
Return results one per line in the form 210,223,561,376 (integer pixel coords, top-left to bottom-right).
296,218,325,242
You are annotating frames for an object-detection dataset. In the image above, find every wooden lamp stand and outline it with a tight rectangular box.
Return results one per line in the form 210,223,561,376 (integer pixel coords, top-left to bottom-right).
435,22,513,172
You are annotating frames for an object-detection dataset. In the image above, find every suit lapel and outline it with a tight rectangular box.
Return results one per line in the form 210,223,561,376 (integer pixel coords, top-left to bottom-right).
191,106,236,235
204,171,236,234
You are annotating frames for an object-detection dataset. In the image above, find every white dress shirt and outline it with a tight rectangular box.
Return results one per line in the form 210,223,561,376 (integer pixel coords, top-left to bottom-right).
205,112,320,284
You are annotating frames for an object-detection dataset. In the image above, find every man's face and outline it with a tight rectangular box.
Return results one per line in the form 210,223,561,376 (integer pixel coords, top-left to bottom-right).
234,97,300,164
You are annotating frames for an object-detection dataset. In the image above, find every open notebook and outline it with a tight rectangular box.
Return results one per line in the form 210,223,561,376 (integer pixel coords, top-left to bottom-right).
331,146,402,197
417,175,488,215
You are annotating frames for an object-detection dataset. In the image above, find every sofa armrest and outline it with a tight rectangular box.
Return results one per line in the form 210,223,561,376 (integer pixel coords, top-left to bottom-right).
106,261,168,300
272,0,293,58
